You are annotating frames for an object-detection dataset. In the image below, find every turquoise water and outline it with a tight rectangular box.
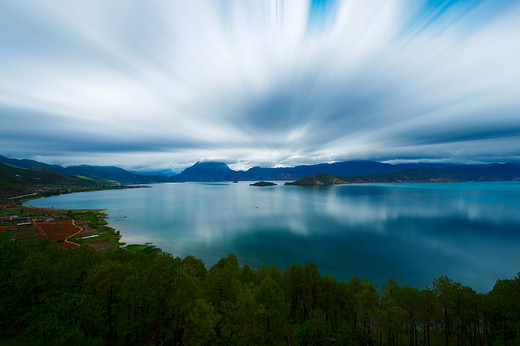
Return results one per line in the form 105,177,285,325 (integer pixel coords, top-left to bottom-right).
25,181,520,292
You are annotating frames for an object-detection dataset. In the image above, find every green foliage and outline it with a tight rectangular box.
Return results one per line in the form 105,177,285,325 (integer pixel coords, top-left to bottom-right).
75,234,117,244
0,161,114,192
124,243,162,255
71,209,120,246
486,273,520,344
183,298,219,345
0,231,12,243
0,239,519,345
255,277,289,344
71,210,111,233
296,310,331,346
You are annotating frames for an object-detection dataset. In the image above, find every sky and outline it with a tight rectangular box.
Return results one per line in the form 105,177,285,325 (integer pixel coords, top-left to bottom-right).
1,0,519,172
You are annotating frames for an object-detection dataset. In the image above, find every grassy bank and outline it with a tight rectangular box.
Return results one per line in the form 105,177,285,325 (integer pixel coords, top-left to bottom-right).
68,209,121,248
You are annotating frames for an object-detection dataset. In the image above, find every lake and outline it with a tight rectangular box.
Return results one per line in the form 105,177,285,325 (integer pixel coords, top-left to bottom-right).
25,181,520,292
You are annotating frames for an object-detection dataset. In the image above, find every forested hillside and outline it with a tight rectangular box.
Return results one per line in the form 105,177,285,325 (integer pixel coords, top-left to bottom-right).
1,239,518,345
0,156,173,185
0,162,117,198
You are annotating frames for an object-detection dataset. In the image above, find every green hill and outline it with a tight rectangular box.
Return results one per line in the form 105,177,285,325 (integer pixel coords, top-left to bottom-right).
0,162,117,199
285,173,347,185
0,155,174,185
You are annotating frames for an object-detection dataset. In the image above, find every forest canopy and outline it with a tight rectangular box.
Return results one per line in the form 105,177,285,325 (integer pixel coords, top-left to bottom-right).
1,238,519,345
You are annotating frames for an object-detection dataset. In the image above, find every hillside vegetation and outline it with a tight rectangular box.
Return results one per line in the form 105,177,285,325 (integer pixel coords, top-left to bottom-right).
0,162,118,199
285,173,347,185
1,239,518,345
0,155,173,185
286,164,520,185
342,164,520,183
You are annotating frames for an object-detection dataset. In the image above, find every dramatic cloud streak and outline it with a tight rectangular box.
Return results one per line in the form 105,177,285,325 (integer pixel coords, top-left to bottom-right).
1,0,519,171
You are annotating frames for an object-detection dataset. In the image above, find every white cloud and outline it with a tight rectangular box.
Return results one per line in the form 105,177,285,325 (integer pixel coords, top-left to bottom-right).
0,0,519,169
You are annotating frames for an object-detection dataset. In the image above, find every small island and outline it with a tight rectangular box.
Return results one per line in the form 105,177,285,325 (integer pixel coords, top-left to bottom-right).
250,181,277,186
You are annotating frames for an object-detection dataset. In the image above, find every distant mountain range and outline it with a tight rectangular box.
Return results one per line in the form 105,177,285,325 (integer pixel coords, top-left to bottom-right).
0,155,172,185
1,155,519,186
169,160,495,182
286,164,520,185
340,164,520,183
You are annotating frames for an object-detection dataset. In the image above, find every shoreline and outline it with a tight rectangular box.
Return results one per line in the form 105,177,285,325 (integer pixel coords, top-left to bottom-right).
6,180,520,292
2,189,125,251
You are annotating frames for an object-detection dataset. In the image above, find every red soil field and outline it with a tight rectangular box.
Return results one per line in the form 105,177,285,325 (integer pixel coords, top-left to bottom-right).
34,220,81,249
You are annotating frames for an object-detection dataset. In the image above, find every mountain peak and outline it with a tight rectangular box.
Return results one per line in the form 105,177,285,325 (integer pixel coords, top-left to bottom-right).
176,161,236,181
193,161,230,168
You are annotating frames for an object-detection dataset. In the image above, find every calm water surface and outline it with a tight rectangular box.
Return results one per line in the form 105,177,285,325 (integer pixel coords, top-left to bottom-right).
25,181,520,292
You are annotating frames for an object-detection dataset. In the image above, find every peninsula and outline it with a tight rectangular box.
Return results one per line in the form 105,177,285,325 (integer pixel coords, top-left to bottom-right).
285,173,347,185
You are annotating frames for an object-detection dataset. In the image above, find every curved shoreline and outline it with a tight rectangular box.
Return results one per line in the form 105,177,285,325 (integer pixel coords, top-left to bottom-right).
15,193,122,251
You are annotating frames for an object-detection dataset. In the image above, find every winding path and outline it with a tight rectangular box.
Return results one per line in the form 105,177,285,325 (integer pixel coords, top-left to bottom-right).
64,219,83,247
